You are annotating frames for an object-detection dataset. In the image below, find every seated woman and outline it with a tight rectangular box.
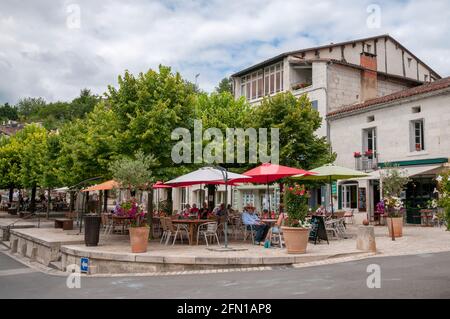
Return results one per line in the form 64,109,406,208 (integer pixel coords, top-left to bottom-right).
266,212,286,245
189,203,199,216
198,201,209,219
181,204,191,218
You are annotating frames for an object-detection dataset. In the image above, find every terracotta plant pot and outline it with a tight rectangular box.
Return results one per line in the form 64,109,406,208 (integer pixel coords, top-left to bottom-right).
386,217,403,238
281,226,309,254
129,226,150,253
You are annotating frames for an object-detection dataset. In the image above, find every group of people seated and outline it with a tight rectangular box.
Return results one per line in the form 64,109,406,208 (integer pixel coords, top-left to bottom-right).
158,201,287,245
178,201,236,220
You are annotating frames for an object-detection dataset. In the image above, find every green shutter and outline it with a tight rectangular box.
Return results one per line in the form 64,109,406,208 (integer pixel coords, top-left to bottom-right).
338,185,342,210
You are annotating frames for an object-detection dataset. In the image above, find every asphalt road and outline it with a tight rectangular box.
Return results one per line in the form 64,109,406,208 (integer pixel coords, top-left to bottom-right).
1,249,450,299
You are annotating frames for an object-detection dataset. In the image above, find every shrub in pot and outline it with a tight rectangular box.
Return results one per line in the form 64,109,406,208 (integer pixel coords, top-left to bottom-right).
384,196,404,238
436,172,450,230
281,184,311,254
380,165,410,239
117,199,149,253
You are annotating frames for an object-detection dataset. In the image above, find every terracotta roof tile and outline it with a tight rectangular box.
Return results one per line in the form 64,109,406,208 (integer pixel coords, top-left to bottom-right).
327,76,450,118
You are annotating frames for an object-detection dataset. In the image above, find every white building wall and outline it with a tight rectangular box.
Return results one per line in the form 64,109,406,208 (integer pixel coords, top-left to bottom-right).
327,64,361,113
329,92,450,169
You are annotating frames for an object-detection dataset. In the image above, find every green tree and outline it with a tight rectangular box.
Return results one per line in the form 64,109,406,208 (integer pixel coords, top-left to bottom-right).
16,97,46,119
14,124,49,213
0,103,19,121
0,135,22,202
250,93,335,169
109,151,158,229
56,101,120,187
106,65,197,180
215,77,233,94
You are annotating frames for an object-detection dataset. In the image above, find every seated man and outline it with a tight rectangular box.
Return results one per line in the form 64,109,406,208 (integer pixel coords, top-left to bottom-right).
242,207,269,244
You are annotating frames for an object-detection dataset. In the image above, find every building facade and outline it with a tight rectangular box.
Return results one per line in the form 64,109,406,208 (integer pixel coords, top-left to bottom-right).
231,34,440,137
327,77,450,224
168,35,444,217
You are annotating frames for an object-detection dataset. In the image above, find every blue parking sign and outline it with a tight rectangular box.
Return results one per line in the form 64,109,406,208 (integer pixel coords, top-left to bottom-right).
80,257,89,273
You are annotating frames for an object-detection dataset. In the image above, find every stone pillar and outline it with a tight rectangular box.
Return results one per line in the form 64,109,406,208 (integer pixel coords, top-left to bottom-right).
356,225,376,252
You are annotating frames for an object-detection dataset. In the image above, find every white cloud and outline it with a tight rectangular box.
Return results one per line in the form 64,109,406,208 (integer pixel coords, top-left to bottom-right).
0,0,449,103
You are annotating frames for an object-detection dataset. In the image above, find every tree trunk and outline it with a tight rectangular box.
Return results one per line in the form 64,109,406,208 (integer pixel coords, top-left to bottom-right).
98,190,103,215
167,188,173,215
69,191,75,213
29,185,37,213
46,187,51,219
8,186,14,204
147,188,154,239
207,184,216,212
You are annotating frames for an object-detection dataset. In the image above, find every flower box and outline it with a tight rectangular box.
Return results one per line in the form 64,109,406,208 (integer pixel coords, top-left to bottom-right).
353,152,361,158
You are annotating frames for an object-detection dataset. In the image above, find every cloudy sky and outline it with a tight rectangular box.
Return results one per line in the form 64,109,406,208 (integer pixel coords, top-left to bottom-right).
0,0,449,104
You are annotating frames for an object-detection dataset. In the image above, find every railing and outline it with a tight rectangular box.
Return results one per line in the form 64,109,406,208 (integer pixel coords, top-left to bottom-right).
354,155,378,172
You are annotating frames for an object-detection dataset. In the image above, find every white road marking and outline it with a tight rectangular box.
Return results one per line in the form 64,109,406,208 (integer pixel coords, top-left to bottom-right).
0,268,38,277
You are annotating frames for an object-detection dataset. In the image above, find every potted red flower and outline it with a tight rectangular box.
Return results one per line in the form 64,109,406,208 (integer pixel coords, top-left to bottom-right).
365,149,374,159
281,184,311,254
117,198,149,253
353,152,361,158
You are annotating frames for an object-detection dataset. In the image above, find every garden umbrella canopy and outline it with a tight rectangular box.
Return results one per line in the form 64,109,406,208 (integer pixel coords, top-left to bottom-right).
152,181,172,189
243,163,316,183
291,164,369,180
82,180,120,192
291,164,368,215
165,167,251,187
243,163,316,212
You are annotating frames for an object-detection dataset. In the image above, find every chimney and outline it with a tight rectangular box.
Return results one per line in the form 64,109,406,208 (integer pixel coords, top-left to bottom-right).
360,52,378,101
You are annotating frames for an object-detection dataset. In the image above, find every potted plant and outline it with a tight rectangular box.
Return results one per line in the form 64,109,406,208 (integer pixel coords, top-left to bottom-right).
380,165,410,239
281,184,311,254
109,150,157,253
353,152,362,158
384,196,405,238
117,198,149,253
365,149,374,159
436,172,450,230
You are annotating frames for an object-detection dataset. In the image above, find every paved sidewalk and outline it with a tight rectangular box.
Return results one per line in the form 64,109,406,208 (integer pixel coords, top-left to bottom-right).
62,225,450,260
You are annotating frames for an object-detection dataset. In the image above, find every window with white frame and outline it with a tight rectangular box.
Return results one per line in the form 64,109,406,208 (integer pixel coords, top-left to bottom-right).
180,187,188,211
362,127,377,158
240,62,283,101
410,119,424,151
342,184,358,209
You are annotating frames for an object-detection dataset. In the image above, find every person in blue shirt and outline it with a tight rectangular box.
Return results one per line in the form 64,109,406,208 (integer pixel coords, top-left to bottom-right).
242,206,269,244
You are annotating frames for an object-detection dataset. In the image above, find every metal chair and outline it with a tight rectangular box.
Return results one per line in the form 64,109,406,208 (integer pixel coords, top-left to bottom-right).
196,222,220,246
164,218,190,246
243,224,256,244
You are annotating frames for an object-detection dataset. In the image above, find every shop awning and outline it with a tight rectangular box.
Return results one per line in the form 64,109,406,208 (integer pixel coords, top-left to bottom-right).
350,164,448,181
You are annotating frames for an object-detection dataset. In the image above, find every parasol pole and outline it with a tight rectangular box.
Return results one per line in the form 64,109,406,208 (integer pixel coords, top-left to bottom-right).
330,176,334,217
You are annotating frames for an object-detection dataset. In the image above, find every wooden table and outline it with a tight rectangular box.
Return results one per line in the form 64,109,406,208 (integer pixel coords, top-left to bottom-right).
54,218,73,230
172,219,210,245
261,219,277,225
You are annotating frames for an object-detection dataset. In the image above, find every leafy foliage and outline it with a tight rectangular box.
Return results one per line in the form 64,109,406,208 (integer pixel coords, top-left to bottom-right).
249,93,335,169
109,151,157,192
215,77,233,94
436,172,450,230
0,103,19,121
284,184,309,227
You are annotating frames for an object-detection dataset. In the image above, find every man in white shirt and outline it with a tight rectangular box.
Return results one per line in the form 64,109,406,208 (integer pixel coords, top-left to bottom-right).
242,207,269,244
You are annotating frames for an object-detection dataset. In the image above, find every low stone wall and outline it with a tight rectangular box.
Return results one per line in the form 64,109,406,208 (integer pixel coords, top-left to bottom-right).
60,245,354,275
8,229,84,266
0,224,35,241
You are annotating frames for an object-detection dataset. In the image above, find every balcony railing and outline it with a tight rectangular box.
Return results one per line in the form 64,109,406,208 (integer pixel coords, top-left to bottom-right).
354,154,378,172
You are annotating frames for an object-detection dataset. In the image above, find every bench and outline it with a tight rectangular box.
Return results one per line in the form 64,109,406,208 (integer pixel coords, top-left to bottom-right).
54,218,73,230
